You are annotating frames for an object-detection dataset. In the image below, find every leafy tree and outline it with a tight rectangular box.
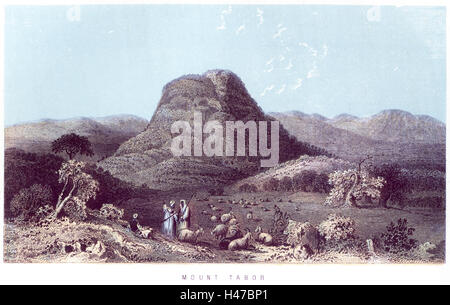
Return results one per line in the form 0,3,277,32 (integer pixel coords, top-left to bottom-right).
10,184,53,222
325,169,385,208
51,133,94,159
372,164,408,208
4,149,64,218
55,160,99,218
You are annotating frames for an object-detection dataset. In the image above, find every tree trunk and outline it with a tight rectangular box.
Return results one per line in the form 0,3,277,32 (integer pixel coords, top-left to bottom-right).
344,172,359,208
54,182,77,217
379,193,391,209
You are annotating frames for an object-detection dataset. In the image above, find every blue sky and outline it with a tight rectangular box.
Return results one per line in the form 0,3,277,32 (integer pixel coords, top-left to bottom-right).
4,5,446,125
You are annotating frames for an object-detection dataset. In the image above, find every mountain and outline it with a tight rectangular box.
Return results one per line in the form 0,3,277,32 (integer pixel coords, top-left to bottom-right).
270,110,445,167
329,109,445,144
99,70,327,191
5,115,148,160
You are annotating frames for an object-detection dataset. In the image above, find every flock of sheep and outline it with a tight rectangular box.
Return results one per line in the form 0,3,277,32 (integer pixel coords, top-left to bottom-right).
177,197,278,251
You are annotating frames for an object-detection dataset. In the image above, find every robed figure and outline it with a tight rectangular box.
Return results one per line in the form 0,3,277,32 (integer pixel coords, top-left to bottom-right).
162,201,177,238
178,199,191,231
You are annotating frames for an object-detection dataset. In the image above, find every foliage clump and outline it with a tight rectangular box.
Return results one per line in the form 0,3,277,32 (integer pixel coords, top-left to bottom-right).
379,218,418,254
318,214,356,241
10,184,53,222
325,169,385,207
99,204,124,221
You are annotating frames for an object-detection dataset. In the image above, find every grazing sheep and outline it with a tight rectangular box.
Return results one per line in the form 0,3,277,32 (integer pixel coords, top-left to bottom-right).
254,226,273,246
211,224,228,240
220,212,235,223
228,231,253,251
212,206,222,212
178,227,204,244
210,215,218,222
226,224,242,240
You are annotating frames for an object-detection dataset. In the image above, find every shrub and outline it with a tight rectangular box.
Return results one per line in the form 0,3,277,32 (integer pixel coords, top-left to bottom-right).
312,173,331,193
10,184,53,222
380,218,418,254
293,170,317,192
100,203,124,221
239,183,258,193
4,149,64,218
263,178,279,192
318,214,356,241
278,176,293,191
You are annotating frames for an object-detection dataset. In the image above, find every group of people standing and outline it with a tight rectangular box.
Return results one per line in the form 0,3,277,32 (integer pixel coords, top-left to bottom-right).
162,199,191,239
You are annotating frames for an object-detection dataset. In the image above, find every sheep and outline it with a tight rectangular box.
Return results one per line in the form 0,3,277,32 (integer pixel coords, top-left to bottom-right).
228,231,253,251
212,206,222,212
246,211,253,220
211,224,228,240
228,218,238,225
226,224,242,240
140,228,154,239
254,226,273,246
178,227,204,244
210,215,218,222
220,211,235,223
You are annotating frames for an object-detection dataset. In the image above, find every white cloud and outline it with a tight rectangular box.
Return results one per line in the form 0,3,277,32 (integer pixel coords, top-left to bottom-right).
307,63,319,79
217,5,232,31
264,65,274,73
279,55,285,62
217,15,226,30
393,66,399,71
260,85,274,96
277,84,286,94
292,78,303,90
273,27,287,39
266,58,275,65
256,8,264,26
322,44,328,57
236,24,245,35
285,60,293,70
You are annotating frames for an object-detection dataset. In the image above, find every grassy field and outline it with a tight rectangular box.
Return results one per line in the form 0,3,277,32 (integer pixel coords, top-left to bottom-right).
4,189,445,264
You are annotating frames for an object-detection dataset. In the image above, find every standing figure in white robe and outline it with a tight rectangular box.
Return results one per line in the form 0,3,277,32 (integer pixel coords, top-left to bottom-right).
178,199,191,231
162,201,177,238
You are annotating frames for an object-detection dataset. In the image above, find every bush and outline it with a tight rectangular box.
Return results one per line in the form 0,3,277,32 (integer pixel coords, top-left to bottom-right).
4,149,64,218
379,218,418,254
293,170,317,192
318,214,356,241
10,184,53,222
100,204,124,221
278,176,293,191
312,173,332,193
263,178,279,192
239,183,258,193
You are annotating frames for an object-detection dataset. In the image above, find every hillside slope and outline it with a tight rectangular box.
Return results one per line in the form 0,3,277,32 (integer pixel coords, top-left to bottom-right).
5,115,148,160
99,70,327,191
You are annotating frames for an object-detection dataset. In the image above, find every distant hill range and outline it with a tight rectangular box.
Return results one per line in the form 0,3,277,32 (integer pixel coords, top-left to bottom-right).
270,110,445,168
5,115,148,160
